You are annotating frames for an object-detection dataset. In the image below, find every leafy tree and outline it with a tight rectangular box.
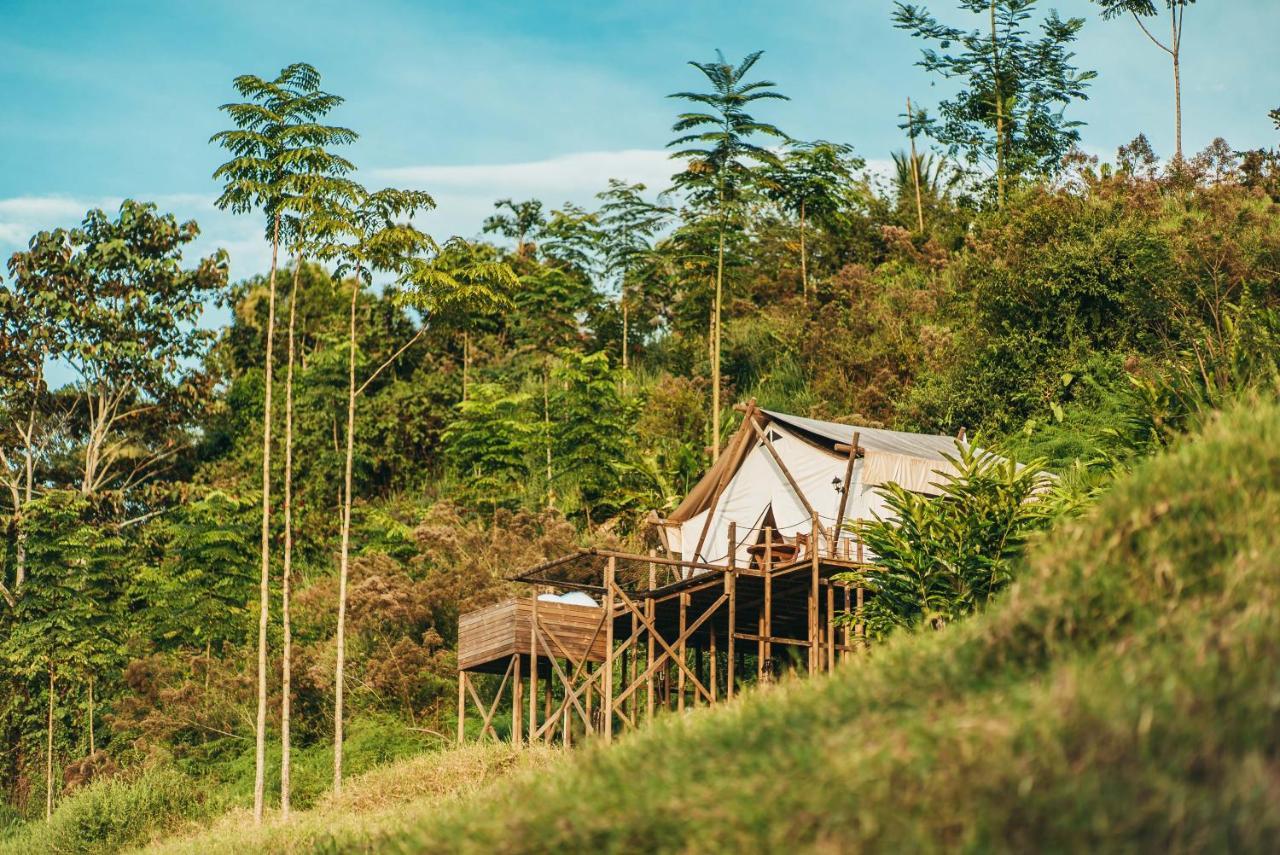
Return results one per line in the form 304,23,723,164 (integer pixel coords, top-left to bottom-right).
596,180,672,372
321,185,515,794
211,60,352,823
482,198,546,258
668,49,788,459
837,443,1051,637
272,71,358,820
1090,0,1196,161
0,492,128,819
538,203,599,276
5,202,226,505
548,350,637,525
894,0,1096,207
442,384,537,512
762,140,864,301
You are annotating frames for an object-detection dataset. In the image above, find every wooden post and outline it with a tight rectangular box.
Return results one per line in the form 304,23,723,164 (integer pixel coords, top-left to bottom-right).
843,585,852,662
832,432,861,558
512,656,523,745
628,608,638,722
647,553,656,722
603,557,616,743
856,537,866,650
727,523,737,701
677,593,688,712
809,513,820,675
543,677,552,742
456,672,466,745
708,616,718,703
763,526,773,681
826,582,835,672
529,595,539,744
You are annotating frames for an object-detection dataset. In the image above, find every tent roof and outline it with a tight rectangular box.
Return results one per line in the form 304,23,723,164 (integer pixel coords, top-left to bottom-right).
762,410,959,461
664,408,965,525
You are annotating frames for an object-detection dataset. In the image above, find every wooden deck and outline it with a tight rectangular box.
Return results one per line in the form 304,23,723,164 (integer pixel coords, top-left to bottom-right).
458,597,609,674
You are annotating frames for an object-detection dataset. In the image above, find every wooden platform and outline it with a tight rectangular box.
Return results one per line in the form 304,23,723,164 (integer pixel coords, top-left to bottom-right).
458,597,609,674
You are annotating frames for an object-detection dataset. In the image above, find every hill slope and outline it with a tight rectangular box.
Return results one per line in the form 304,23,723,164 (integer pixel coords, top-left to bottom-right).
153,398,1280,852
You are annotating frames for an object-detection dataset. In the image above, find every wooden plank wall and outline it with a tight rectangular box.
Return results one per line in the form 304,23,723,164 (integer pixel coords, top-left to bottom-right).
458,597,608,672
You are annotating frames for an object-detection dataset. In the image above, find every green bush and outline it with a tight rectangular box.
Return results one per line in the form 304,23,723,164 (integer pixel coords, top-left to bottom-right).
838,441,1053,636
2,766,206,854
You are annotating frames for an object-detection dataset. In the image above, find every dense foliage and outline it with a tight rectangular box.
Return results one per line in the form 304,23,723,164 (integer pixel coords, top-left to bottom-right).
3,0,1280,843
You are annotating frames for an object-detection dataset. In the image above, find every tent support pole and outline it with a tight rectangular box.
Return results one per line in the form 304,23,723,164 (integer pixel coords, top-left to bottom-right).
749,418,819,527
831,432,862,557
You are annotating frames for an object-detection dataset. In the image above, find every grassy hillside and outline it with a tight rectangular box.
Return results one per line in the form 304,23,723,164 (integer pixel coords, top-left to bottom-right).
132,395,1280,854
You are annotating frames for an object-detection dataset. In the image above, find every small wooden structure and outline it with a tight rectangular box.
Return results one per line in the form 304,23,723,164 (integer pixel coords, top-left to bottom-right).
456,402,969,745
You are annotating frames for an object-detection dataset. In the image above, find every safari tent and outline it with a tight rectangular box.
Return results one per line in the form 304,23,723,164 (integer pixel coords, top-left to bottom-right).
653,404,969,570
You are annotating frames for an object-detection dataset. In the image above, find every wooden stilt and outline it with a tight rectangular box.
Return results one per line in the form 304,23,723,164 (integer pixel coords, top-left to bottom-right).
543,676,552,742
603,557,616,743
647,558,656,722
726,569,736,700
512,656,523,745
529,595,539,744
826,582,835,672
843,585,852,662
706,622,716,701
809,514,820,675
456,672,466,745
677,592,688,712
764,527,773,681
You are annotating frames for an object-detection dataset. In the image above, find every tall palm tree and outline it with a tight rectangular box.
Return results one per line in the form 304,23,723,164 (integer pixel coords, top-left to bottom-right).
319,188,516,793
668,50,788,459
1092,0,1192,161
211,61,350,825
274,86,359,821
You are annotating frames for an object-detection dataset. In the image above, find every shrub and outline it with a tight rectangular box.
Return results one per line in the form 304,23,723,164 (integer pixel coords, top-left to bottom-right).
3,766,206,854
838,441,1052,636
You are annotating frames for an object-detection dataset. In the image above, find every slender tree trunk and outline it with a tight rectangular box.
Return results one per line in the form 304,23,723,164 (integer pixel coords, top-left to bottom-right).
712,229,724,461
45,665,54,822
990,0,1005,209
621,294,629,374
334,267,360,796
907,98,926,232
462,331,471,402
799,200,808,304
87,675,94,756
543,362,553,509
14,398,37,588
254,215,280,825
1171,3,1182,162
281,256,301,820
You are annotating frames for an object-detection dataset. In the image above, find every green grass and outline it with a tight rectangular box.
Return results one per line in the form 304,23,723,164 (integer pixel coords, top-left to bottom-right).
0,715,442,854
381,396,1278,851
24,397,1280,853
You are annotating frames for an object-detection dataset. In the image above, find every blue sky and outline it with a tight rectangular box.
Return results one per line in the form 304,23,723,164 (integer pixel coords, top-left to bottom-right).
3,0,1278,281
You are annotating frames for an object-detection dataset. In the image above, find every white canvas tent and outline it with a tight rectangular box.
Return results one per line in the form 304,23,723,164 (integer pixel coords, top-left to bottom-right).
654,407,968,570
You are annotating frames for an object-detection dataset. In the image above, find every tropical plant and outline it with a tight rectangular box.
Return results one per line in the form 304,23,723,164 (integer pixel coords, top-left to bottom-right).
762,140,863,300
320,185,516,794
893,0,1096,207
836,442,1051,637
211,60,349,824
595,180,672,372
483,198,547,258
668,49,789,459
1090,0,1196,160
272,70,358,819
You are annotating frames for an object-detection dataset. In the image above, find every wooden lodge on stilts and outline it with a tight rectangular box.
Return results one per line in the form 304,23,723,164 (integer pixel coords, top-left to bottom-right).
455,400,973,746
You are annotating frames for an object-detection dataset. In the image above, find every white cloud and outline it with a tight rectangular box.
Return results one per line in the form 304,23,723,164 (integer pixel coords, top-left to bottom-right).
373,149,676,242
